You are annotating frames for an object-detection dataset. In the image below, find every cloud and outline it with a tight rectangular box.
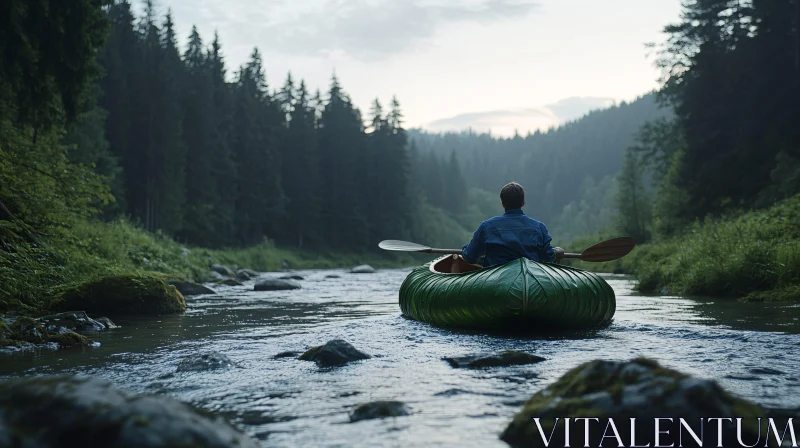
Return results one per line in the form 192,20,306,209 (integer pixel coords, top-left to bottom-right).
258,0,539,61
423,96,617,137
546,96,616,122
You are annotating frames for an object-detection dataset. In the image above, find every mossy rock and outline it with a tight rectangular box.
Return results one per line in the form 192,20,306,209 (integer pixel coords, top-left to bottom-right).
10,317,48,343
501,357,767,448
349,401,410,422
0,320,11,340
46,331,93,349
52,274,186,316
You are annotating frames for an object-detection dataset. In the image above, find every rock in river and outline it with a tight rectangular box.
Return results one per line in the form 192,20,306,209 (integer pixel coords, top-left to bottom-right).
169,281,216,296
278,274,304,280
52,274,186,316
204,271,226,282
350,401,410,422
444,350,545,368
2,317,94,350
0,375,259,448
210,263,235,277
500,357,765,448
298,339,372,367
236,268,258,281
215,279,243,287
254,278,301,291
177,352,234,372
37,311,106,332
350,265,376,274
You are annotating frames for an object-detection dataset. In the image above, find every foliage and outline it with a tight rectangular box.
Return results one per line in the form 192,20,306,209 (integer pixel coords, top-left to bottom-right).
629,194,800,299
0,0,109,127
653,0,800,220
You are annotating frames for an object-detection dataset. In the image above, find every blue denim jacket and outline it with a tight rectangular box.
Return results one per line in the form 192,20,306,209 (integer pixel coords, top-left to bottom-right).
461,208,555,267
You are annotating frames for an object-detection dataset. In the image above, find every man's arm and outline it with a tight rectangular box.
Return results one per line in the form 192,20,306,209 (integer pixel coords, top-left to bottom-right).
539,224,556,262
462,223,486,264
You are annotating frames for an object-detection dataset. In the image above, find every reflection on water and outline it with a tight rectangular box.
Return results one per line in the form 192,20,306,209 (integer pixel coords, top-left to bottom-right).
1,269,799,447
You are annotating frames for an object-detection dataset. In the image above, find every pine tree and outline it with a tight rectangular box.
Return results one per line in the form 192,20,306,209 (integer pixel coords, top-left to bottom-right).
615,150,651,242
180,25,218,243
281,80,322,247
318,75,369,248
207,31,237,245
231,48,285,243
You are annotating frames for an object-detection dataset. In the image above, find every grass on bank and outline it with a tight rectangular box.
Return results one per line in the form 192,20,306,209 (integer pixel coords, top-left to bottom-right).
563,194,800,301
0,217,424,313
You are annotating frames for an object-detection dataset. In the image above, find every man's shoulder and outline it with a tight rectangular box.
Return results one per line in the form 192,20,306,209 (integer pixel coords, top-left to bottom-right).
481,215,506,227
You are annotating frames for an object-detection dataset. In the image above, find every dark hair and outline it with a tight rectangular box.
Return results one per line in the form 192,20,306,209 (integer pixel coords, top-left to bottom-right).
500,182,524,210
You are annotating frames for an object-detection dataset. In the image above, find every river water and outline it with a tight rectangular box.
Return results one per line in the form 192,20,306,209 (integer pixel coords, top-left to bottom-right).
1,268,799,447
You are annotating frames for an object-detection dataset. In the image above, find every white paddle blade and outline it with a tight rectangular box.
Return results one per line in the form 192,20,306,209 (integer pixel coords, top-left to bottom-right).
378,240,432,252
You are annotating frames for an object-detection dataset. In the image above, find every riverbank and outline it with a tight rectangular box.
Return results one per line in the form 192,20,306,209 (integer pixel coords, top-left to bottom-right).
563,194,800,302
0,217,420,316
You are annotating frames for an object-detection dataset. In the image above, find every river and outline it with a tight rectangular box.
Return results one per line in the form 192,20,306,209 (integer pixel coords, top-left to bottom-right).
1,268,799,447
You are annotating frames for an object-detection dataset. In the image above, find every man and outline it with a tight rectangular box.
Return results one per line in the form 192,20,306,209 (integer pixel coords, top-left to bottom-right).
462,182,564,267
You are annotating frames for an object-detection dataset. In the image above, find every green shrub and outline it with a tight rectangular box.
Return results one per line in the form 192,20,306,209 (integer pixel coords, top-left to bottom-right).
628,194,800,298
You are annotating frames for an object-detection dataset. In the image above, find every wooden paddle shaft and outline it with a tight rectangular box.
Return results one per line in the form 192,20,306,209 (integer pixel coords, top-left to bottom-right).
559,253,582,259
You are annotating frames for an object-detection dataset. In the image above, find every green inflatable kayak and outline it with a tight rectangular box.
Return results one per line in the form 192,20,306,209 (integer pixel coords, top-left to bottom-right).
399,255,616,331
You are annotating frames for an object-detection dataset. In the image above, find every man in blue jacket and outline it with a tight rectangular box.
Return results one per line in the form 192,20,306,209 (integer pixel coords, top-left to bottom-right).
462,182,564,267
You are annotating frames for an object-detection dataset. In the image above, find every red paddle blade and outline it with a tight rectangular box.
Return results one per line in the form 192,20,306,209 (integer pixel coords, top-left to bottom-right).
580,237,636,262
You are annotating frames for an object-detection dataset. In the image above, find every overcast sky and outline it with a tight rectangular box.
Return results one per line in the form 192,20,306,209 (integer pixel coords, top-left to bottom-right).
153,0,682,137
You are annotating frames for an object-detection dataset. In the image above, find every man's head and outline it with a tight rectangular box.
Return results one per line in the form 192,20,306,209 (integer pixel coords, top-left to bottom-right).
500,182,525,210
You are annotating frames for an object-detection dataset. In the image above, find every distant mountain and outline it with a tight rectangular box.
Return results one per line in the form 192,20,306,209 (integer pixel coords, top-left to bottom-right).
423,96,617,137
408,92,671,241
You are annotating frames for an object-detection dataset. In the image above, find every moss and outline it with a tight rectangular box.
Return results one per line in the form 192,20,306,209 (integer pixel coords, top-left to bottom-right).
10,316,49,343
0,320,10,339
46,331,93,349
52,274,186,316
297,346,322,361
501,358,766,448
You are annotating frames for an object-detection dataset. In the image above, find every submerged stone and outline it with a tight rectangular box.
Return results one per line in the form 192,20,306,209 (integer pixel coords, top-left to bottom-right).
94,317,118,329
350,265,376,274
176,352,234,372
298,339,371,367
325,275,341,279
0,375,259,447
216,279,243,287
278,275,304,280
444,350,546,369
53,275,186,316
500,358,765,448
273,351,300,359
254,278,301,291
169,281,216,296
349,401,409,422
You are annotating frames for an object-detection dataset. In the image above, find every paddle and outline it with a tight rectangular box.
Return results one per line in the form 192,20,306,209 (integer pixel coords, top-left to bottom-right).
378,237,636,263
557,237,636,262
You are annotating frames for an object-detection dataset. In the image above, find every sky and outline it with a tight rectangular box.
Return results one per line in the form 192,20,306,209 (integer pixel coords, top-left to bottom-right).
153,0,683,137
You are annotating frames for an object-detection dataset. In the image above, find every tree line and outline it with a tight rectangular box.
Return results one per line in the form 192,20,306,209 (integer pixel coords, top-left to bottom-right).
52,0,482,251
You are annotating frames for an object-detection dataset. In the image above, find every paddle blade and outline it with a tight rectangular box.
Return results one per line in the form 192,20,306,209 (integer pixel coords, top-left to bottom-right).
378,240,432,252
579,237,636,262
